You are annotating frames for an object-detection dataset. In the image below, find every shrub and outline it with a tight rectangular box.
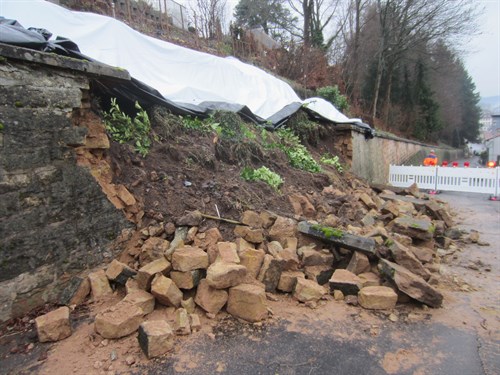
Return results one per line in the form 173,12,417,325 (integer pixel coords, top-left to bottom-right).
320,153,344,173
276,129,321,173
317,85,349,113
104,98,152,157
241,166,283,191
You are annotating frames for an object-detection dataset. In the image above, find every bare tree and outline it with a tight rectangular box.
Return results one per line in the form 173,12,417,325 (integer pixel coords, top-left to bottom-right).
369,0,479,122
190,0,228,39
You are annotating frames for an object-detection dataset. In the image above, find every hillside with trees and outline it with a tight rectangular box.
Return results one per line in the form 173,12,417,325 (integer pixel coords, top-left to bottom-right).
60,0,482,147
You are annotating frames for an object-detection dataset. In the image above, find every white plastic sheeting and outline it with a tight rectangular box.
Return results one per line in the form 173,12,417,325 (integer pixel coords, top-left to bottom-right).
303,97,362,124
0,0,365,127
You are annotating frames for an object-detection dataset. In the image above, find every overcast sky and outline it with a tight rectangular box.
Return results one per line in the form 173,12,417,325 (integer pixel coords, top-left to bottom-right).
464,0,500,98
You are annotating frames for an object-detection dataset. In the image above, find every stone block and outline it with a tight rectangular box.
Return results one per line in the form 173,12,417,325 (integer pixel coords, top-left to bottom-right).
170,270,202,290
88,270,113,300
138,320,174,359
389,217,434,241
288,193,316,217
216,242,240,263
268,216,297,244
176,210,203,227
293,278,327,303
227,284,268,322
59,276,90,306
301,248,334,267
358,192,377,210
278,271,304,293
123,289,155,314
257,254,284,292
136,257,171,291
358,272,381,287
235,238,254,254
333,290,344,301
190,313,201,331
346,252,371,275
241,210,262,228
172,246,209,272
35,306,72,342
239,248,265,279
181,297,196,314
194,279,228,314
328,269,362,295
280,248,300,271
389,241,431,280
358,286,398,310
234,225,264,244
174,308,191,335
193,228,223,250
94,301,144,339
139,237,170,266
206,262,247,289
105,259,137,285
151,274,183,307
304,265,334,285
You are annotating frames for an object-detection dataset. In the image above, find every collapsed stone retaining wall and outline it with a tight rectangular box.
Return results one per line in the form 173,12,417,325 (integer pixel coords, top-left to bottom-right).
0,45,132,322
333,126,463,184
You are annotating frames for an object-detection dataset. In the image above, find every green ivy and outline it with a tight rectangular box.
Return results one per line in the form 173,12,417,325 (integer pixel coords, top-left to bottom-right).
276,129,321,173
241,166,283,191
104,98,152,157
320,153,344,173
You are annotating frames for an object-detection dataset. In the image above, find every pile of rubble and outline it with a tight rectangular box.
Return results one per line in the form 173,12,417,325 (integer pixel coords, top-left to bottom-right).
35,182,480,359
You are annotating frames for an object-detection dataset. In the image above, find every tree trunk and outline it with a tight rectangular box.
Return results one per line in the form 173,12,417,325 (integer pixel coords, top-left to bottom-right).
371,51,384,122
382,63,394,124
303,0,313,48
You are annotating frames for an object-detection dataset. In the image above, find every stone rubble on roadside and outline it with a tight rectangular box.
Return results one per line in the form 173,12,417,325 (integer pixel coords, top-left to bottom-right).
40,182,464,360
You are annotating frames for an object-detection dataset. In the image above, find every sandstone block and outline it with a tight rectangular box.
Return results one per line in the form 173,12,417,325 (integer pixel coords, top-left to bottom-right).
59,276,90,306
194,279,228,314
293,278,327,303
138,320,174,359
239,248,265,278
136,257,172,290
123,289,155,314
35,307,72,343
358,286,398,310
257,254,284,292
170,270,202,290
139,237,170,266
174,308,191,335
389,217,434,241
235,237,255,254
95,301,144,339
193,228,223,250
125,278,139,294
241,210,262,228
227,284,268,322
216,242,240,263
106,260,137,285
172,246,209,272
301,248,334,267
328,269,362,295
410,246,434,264
234,225,264,244
206,262,247,289
358,192,377,210
268,216,297,244
280,247,300,271
304,265,334,285
346,252,371,275
378,259,443,307
151,274,183,307
358,272,381,287
190,313,201,331
176,210,203,227
333,290,344,301
88,270,113,300
181,297,196,314
278,271,304,292
389,241,431,280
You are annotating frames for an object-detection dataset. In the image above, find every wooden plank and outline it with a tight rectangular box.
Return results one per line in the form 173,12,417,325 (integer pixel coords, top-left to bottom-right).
297,221,376,257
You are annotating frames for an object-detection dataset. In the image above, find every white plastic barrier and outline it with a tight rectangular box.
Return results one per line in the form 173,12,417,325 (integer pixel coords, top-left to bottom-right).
389,165,500,195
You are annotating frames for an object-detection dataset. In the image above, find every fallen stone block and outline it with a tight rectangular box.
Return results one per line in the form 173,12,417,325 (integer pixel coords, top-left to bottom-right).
389,241,431,281
138,320,174,359
333,290,344,301
170,269,203,290
227,284,268,322
378,259,443,307
388,217,434,241
301,248,334,267
239,248,265,278
241,210,263,228
176,210,203,227
136,257,172,290
151,274,183,307
358,192,377,210
139,237,170,266
346,251,371,275
172,246,209,272
410,246,434,264
106,260,137,285
216,242,240,263
257,254,284,292
293,278,327,303
190,313,201,331
280,247,300,271
235,237,255,254
125,278,139,294
35,307,72,343
123,289,155,314
194,279,228,314
288,193,316,217
328,269,362,295
268,216,298,244
95,301,144,339
206,262,247,289
59,276,90,306
174,308,191,335
278,271,304,292
88,269,113,300
358,272,381,287
234,225,264,244
181,297,196,314
358,286,398,310
304,265,334,285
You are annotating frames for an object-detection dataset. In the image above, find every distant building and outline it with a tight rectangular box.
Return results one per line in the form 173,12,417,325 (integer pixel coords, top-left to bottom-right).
492,114,500,131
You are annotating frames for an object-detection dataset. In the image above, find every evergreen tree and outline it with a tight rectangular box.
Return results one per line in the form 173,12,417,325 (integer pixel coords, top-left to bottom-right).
234,0,296,37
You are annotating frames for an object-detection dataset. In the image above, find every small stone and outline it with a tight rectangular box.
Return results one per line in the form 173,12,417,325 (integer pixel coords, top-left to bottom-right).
94,361,103,369
333,290,344,301
125,356,136,366
277,271,304,293
174,308,191,335
181,298,196,314
170,270,202,290
215,242,240,263
234,225,264,244
239,248,265,279
110,350,118,361
344,295,358,305
206,313,216,319
388,313,398,322
257,254,284,292
35,307,72,343
101,339,109,346
190,314,201,331
138,320,174,359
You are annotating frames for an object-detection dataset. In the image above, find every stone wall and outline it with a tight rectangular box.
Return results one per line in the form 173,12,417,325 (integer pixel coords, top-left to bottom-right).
334,126,463,184
0,46,132,322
